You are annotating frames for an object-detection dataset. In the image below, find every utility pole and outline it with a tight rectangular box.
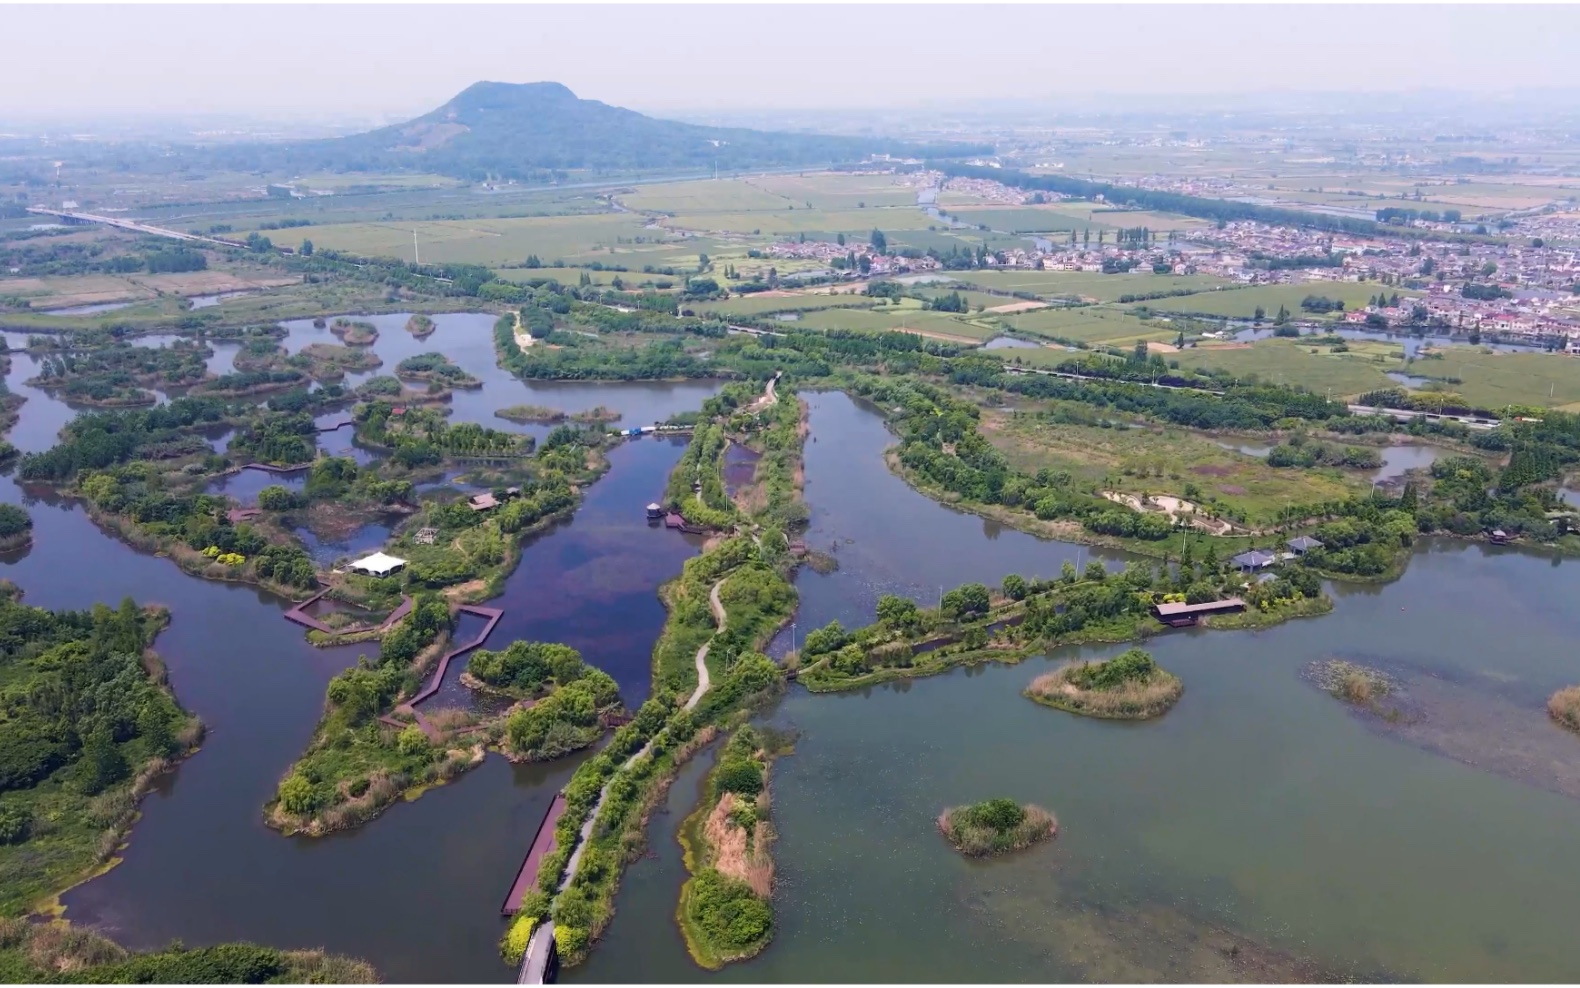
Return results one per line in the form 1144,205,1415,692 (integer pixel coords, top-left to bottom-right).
413,230,420,267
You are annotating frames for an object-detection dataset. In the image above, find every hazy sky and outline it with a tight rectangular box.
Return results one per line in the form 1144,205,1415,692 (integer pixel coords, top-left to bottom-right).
8,4,1580,122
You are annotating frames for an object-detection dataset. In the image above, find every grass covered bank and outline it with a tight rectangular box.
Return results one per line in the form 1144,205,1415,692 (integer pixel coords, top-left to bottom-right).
0,918,376,983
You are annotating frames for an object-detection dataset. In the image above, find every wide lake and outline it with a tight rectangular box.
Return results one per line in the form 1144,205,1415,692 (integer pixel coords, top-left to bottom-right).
4,319,1580,982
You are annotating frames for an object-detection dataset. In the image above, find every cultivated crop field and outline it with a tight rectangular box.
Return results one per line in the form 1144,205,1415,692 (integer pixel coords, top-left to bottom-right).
664,205,932,237
242,213,661,266
991,305,1173,346
616,179,792,214
955,270,1231,302
1172,338,1399,396
749,173,922,210
1410,348,1580,409
791,306,994,342
1148,282,1412,319
694,292,880,317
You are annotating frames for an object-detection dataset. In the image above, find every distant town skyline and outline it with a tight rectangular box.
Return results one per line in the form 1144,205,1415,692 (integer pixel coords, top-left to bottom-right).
6,4,1580,123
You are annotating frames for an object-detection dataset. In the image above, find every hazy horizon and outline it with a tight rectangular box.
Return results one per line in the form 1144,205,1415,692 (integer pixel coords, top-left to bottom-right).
6,4,1580,126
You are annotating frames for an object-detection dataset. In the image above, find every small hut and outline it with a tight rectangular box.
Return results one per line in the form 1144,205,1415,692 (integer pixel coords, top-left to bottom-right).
645,502,663,520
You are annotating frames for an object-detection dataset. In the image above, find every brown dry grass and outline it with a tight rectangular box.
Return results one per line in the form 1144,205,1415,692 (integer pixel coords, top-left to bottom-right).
1026,665,1183,720
1549,685,1580,733
703,792,774,897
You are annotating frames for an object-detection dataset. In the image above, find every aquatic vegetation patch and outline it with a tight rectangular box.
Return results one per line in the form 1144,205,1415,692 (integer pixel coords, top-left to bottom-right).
938,798,1056,857
1546,685,1580,735
1308,659,1397,707
1025,648,1183,720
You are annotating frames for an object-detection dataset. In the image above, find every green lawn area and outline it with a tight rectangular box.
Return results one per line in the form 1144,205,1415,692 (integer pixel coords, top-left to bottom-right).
955,270,1232,302
980,408,1368,527
1149,282,1414,320
1409,347,1580,409
991,305,1175,346
1173,338,1402,397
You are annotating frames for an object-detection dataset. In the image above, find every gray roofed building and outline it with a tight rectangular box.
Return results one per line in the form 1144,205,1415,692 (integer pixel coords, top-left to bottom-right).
1232,549,1277,570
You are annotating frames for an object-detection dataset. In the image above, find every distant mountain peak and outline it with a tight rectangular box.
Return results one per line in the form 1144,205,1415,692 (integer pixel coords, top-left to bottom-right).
201,82,990,180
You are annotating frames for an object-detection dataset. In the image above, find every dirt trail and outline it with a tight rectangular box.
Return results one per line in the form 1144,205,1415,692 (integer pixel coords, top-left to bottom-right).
686,579,728,711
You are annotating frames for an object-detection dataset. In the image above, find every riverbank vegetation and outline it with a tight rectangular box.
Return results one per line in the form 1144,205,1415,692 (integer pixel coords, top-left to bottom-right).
1025,648,1183,720
0,588,201,917
937,798,1056,857
0,505,33,552
0,918,377,983
677,726,791,970
799,557,1324,693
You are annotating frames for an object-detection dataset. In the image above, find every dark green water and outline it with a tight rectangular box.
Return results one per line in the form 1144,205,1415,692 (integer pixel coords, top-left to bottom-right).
575,392,1580,984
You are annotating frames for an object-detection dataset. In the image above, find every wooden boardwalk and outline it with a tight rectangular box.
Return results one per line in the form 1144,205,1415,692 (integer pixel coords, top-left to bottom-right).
501,793,567,916
376,603,504,740
283,589,413,636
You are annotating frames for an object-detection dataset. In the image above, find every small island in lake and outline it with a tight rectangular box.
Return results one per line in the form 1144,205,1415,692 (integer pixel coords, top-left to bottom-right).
677,726,790,969
495,404,620,425
1549,685,1580,734
405,313,436,339
397,352,482,389
1025,647,1182,720
937,798,1056,857
330,318,379,345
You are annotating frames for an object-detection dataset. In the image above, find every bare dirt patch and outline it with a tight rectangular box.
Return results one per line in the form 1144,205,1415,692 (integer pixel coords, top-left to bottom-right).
986,300,1049,314
703,792,774,897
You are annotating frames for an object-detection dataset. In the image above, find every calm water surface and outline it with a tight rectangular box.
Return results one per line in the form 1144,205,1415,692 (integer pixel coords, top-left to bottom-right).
0,313,716,983
8,320,1580,982
577,394,1580,985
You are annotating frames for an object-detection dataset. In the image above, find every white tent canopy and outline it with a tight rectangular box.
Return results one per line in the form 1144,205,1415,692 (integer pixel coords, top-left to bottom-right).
349,551,408,577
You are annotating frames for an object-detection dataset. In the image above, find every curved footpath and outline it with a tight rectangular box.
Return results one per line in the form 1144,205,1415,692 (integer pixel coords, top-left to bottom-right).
527,579,730,982
686,579,727,711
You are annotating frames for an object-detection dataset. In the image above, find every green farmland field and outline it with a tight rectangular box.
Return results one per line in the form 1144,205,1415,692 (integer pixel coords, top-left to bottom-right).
992,305,1174,346
955,270,1231,302
1172,338,1401,396
1149,282,1414,320
249,213,660,266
